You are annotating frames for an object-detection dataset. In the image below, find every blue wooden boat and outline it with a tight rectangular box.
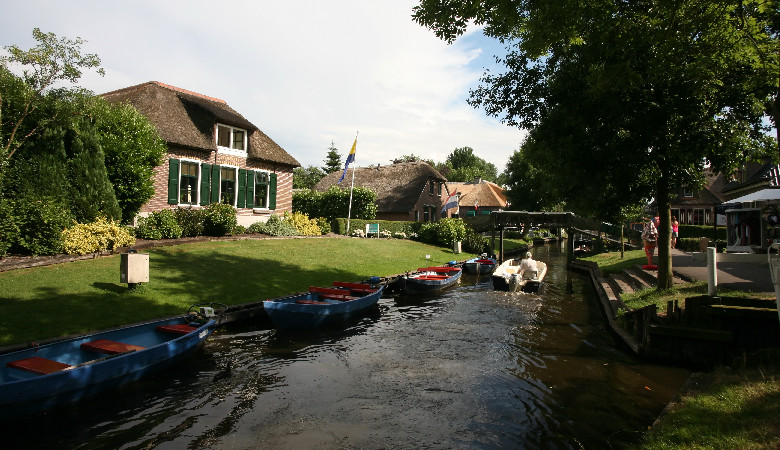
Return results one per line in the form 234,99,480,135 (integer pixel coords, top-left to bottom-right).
463,254,497,275
402,266,462,294
0,305,220,420
263,281,385,329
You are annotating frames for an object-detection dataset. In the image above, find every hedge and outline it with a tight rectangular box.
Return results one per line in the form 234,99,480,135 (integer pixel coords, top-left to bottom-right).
678,224,726,240
332,218,422,236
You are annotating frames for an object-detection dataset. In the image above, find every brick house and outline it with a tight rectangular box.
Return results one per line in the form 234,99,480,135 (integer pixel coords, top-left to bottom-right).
102,81,300,226
443,178,508,218
314,161,448,222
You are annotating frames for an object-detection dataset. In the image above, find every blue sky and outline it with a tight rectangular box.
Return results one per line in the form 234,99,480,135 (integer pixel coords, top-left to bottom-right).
0,0,526,173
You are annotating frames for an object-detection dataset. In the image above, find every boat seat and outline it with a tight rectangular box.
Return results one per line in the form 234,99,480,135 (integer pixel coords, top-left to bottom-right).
415,275,448,280
504,267,519,274
522,270,538,280
6,356,73,375
156,324,198,336
319,294,357,301
295,299,330,305
81,339,145,355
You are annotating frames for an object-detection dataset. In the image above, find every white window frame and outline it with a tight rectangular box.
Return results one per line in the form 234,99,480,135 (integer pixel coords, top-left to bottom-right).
253,170,271,211
178,158,201,206
216,123,248,157
219,164,239,208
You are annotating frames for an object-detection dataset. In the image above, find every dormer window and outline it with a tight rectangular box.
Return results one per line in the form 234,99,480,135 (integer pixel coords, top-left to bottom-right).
216,124,247,156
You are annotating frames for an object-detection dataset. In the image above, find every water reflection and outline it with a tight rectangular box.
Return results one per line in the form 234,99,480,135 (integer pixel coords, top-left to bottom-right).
1,244,690,449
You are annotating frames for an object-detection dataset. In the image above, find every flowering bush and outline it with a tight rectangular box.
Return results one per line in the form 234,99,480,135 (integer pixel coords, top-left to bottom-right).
393,231,408,239
284,212,322,235
379,229,392,238
351,228,366,237
63,217,135,255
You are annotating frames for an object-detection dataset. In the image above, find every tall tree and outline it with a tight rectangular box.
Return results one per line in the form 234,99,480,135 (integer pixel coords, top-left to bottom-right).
293,165,326,189
414,0,778,289
322,141,342,174
443,146,498,182
0,28,104,177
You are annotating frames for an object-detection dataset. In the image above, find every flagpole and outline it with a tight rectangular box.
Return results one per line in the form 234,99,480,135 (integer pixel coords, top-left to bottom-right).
346,131,358,234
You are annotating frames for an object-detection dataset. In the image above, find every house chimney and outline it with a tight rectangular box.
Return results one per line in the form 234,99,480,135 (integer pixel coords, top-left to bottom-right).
473,177,482,184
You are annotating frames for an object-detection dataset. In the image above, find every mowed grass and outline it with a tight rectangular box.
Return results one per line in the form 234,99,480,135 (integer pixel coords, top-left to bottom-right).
0,237,475,346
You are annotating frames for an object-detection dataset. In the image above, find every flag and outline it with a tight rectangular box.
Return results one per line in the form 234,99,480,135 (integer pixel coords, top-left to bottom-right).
441,191,459,215
338,138,357,184
474,199,479,211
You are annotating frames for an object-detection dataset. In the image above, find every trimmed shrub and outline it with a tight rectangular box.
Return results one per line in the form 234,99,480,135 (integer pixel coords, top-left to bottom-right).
678,224,726,240
174,206,204,237
677,238,726,253
462,227,490,254
284,212,322,235
136,209,183,240
293,186,377,221
332,218,419,236
62,217,135,255
9,197,73,256
202,203,237,237
255,215,298,236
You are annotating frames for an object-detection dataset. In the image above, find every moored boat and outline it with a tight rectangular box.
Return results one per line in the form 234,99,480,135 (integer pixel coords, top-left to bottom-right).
0,305,221,420
492,259,548,292
263,281,385,329
401,265,462,294
463,254,497,275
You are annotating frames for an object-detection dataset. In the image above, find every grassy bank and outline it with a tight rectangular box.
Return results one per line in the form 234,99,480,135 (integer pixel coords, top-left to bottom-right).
0,237,474,347
581,250,780,449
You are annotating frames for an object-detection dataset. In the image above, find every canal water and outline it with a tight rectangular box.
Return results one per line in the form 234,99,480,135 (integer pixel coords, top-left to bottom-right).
3,244,690,449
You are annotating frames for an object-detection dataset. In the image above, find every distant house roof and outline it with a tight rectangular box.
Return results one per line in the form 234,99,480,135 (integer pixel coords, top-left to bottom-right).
101,81,299,167
447,179,508,209
674,169,728,206
722,160,780,195
314,162,447,213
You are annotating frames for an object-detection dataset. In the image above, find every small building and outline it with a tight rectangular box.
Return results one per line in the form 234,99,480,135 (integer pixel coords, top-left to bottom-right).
314,161,448,222
443,178,508,218
102,81,300,226
670,170,728,226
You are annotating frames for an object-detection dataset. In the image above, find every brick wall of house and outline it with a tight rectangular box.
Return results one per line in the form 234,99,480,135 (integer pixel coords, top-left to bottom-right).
140,146,294,225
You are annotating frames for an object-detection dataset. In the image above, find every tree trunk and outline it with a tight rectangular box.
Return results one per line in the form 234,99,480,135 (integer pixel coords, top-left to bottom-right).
656,175,673,290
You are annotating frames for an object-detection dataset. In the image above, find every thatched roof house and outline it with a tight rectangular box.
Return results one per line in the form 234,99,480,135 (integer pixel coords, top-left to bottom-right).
103,81,299,225
314,161,448,222
445,178,508,217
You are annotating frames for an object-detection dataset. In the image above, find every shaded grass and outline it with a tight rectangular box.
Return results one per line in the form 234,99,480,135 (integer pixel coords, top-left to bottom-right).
637,356,780,450
0,238,474,346
618,282,764,312
581,249,646,274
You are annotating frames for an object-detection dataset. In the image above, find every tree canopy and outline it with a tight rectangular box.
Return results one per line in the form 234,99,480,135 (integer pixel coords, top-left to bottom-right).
414,0,779,288
293,165,326,189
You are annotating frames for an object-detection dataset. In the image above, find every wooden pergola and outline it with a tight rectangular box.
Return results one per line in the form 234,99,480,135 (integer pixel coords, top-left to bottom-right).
464,211,640,262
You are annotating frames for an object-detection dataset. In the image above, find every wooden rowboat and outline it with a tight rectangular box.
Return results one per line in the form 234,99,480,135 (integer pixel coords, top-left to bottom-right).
0,305,221,420
401,265,462,294
263,281,385,329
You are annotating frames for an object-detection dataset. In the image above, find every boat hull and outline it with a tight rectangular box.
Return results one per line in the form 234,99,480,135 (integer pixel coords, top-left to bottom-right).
403,269,462,294
264,286,384,329
0,317,215,419
463,257,497,275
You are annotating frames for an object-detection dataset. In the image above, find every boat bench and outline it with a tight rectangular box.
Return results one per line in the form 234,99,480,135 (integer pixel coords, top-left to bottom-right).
319,294,358,301
156,324,198,336
417,266,460,273
415,275,449,280
6,356,73,375
80,339,145,355
295,299,330,305
332,281,376,295
308,286,357,300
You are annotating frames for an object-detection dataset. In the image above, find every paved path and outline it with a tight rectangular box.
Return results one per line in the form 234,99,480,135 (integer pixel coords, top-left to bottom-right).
667,248,775,295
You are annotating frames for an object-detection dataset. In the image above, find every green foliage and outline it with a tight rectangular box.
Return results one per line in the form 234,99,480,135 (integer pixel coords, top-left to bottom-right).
62,216,135,255
248,214,299,236
417,218,467,247
332,218,419,236
89,97,166,223
173,206,204,237
443,146,498,182
6,196,72,255
316,216,332,234
0,199,18,257
284,211,322,235
676,238,727,253
293,186,377,221
135,209,182,240
462,226,490,254
202,203,237,237
293,165,326,189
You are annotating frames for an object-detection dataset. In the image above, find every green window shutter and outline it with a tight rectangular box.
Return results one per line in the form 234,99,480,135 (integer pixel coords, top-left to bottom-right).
211,164,221,204
167,159,180,204
269,173,277,210
200,163,211,205
246,171,255,208
237,168,247,208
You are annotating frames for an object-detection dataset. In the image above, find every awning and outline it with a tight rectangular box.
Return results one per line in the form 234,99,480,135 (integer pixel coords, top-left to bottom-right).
726,188,780,204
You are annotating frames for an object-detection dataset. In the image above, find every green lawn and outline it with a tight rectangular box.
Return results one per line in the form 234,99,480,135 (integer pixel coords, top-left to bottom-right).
0,238,475,346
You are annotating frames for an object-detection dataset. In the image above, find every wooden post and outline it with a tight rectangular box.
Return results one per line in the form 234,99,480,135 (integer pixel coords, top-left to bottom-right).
499,227,505,264
707,246,718,296
566,227,574,260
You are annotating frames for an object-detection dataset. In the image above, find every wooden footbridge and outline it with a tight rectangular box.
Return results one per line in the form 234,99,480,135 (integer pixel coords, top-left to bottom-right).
464,211,641,262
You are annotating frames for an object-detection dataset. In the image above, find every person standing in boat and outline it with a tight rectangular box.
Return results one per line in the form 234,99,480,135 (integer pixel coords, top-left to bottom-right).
519,252,538,272
641,217,658,265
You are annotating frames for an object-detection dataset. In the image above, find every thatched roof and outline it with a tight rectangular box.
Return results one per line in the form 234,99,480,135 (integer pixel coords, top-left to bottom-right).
314,162,447,213
101,81,299,167
447,179,508,208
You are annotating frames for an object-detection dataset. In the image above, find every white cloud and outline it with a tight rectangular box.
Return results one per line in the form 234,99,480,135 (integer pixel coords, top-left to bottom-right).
0,0,525,172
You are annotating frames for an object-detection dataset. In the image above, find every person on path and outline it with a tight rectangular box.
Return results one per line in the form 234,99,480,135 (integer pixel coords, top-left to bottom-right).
671,216,679,249
642,218,658,266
